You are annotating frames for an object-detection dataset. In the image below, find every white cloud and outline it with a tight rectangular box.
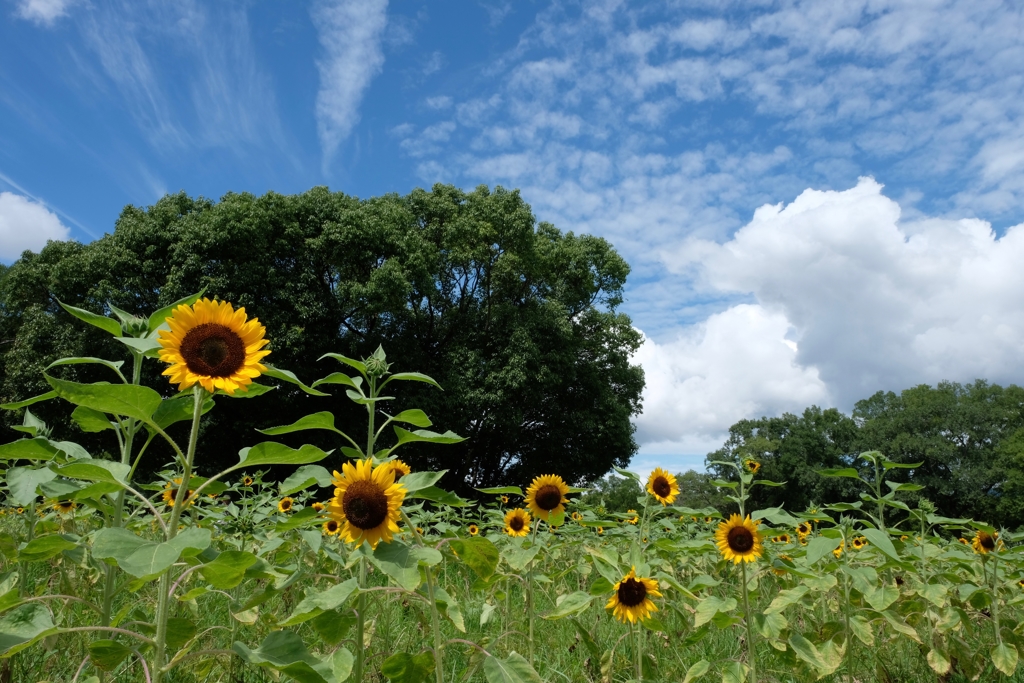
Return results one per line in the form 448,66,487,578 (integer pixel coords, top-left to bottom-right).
425,96,452,110
16,0,75,25
312,0,389,168
0,192,70,262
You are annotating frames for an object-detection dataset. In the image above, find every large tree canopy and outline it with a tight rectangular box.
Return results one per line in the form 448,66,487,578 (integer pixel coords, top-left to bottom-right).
0,184,644,495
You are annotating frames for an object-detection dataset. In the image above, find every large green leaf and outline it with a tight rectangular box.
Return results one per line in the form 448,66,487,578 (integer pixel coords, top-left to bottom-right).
232,630,353,683
817,468,863,480
0,392,57,410
280,578,359,626
52,460,130,487
682,660,710,683
46,357,126,382
388,409,432,427
260,366,330,397
258,412,342,436
694,595,737,627
381,651,435,683
788,634,829,675
7,466,58,505
400,470,447,493
392,427,465,446
541,591,594,619
71,406,114,433
373,541,442,590
58,301,121,337
482,652,542,683
89,639,133,671
45,376,162,422
237,442,331,467
805,536,843,565
92,527,211,579
310,372,362,390
18,535,77,562
860,528,900,562
449,537,499,580
992,643,1018,677
0,438,60,462
380,371,442,391
199,551,259,589
0,604,57,656
280,465,334,496
477,486,524,496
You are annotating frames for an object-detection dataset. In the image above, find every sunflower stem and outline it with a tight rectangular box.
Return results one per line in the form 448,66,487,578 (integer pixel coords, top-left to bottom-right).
633,621,642,681
740,560,757,683
424,564,446,683
990,554,1002,645
354,555,367,682
527,518,541,667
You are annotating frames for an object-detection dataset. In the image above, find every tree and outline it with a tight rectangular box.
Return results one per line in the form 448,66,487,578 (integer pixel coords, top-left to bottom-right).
0,185,644,496
580,475,643,513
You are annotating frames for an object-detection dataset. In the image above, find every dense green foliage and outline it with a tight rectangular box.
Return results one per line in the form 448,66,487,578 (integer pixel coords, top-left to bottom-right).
0,184,644,493
707,381,1024,527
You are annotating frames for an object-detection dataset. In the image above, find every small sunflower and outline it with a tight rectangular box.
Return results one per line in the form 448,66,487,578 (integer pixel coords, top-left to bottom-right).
958,537,969,545
833,541,845,559
312,502,325,512
851,536,867,550
504,508,532,537
627,510,639,525
796,522,812,537
328,458,406,548
525,474,570,521
597,527,604,535
778,533,791,544
571,511,583,522
743,458,760,474
1018,579,1024,589
468,524,479,536
646,468,679,506
157,298,270,395
704,516,713,524
278,497,295,513
162,478,195,507
900,535,908,542
416,527,425,535
242,476,254,487
53,500,77,515
500,495,510,504
714,514,763,564
387,459,411,479
972,530,998,554
606,567,662,624
771,536,780,543
691,516,698,522
322,519,341,536
15,507,24,515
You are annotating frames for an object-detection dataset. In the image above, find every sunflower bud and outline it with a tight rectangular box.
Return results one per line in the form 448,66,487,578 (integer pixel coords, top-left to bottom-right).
365,356,389,378
124,315,150,338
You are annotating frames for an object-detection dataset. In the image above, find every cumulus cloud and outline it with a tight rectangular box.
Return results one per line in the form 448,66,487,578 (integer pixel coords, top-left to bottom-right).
312,0,388,168
0,192,70,262
16,0,76,25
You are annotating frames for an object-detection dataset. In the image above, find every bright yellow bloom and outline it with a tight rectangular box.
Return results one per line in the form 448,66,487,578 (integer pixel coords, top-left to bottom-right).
571,511,583,522
242,476,254,486
796,522,812,537
504,508,531,537
778,533,791,544
162,478,195,507
627,510,639,525
851,536,867,550
312,502,325,512
387,459,411,478
322,519,341,536
500,495,509,504
53,500,77,515
714,514,763,564
328,458,406,548
525,474,569,521
646,468,679,505
606,567,661,624
833,541,845,559
468,524,479,536
278,497,294,513
972,530,998,554
157,298,270,395
597,527,604,535
743,458,760,474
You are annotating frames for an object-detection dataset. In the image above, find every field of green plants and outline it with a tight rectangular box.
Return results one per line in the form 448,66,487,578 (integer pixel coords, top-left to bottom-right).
1,294,1023,683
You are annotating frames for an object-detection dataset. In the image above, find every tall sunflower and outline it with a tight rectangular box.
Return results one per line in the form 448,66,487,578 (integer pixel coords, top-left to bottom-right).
525,474,569,521
157,298,270,395
162,478,195,507
606,567,662,624
714,514,763,564
973,530,999,554
646,468,679,506
504,508,532,537
328,458,406,548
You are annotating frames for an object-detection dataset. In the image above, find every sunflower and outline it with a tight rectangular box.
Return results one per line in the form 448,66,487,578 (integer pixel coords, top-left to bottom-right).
53,500,77,515
796,522,812,537
833,541,845,559
162,478,195,507
312,502,325,512
500,495,510,504
571,511,583,522
958,537,969,545
714,514,763,564
1018,579,1024,589
606,567,662,624
278,497,294,513
387,459,411,479
327,458,406,548
416,527,425,535
778,533,791,544
525,474,570,521
322,519,341,536
972,530,998,554
851,536,867,550
900,535,908,542
646,468,679,505
504,508,532,537
773,554,793,576
771,536,780,543
15,508,24,515
242,476,254,487
743,458,760,474
627,510,639,525
157,298,270,395
597,527,604,535
468,524,479,536
704,516,713,524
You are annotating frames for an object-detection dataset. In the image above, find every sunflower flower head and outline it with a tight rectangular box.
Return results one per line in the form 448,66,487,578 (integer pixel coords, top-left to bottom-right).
972,530,999,554
606,567,662,624
504,508,532,537
323,519,341,536
328,458,406,548
571,511,583,522
796,521,812,537
525,474,570,521
714,514,763,564
278,497,294,513
500,495,509,504
833,541,846,559
851,536,867,550
468,524,479,536
627,510,639,525
162,478,195,508
157,298,270,395
312,502,325,513
53,500,77,515
743,458,760,474
778,533,791,544
387,459,412,479
645,468,679,505
242,476,254,487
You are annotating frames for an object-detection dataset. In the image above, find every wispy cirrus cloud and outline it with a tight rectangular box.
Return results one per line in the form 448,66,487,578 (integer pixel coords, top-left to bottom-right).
312,0,389,170
15,0,77,26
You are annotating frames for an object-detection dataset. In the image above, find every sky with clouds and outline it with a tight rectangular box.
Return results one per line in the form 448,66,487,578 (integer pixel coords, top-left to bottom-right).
3,0,1024,477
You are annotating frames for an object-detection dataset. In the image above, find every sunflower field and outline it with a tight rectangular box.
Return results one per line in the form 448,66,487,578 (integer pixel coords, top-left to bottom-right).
0,295,1023,683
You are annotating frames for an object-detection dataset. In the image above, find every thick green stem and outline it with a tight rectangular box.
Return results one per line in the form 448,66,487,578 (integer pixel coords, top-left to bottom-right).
634,622,643,681
527,519,542,667
990,556,1002,644
842,569,854,683
354,557,367,682
424,565,446,683
741,561,757,683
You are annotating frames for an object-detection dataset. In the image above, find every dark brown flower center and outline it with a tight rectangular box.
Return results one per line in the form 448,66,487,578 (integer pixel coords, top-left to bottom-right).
728,526,754,553
280,499,292,510
535,485,563,511
343,480,389,530
326,520,339,532
617,577,647,607
509,514,526,532
58,501,74,510
652,476,671,498
980,533,996,551
180,323,246,377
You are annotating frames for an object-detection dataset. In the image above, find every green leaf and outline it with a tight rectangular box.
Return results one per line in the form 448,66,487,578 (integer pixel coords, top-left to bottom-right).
927,648,951,675
280,578,359,627
52,460,130,487
542,591,594,619
319,353,367,374
7,466,58,505
449,537,499,579
147,290,206,334
380,372,442,391
280,465,334,496
721,661,747,683
232,630,353,683
199,551,259,590
262,365,330,397
71,406,114,433
882,460,924,470
682,660,710,683
789,634,829,674
46,357,126,381
165,617,196,649
0,391,57,410
311,372,362,390
477,486,524,496
0,438,61,462
0,604,56,656
92,527,211,579
393,427,465,446
373,541,442,591
992,643,1018,677
258,411,342,436
880,610,921,643
113,336,162,357
763,584,809,615
849,615,875,646
88,639,133,671
382,651,435,683
237,442,331,467
483,652,542,683
859,527,900,559
411,486,469,506
817,468,863,480
918,582,948,608
58,301,121,337
612,466,641,482
400,470,447,493
19,535,77,562
389,409,432,427
45,376,162,422
805,536,843,565
694,595,737,627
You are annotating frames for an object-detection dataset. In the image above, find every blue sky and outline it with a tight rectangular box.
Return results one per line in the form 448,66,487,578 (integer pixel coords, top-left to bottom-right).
4,0,1024,477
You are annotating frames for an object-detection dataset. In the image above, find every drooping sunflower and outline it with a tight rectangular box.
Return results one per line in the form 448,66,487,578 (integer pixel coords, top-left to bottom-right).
312,502,325,513
627,510,639,525
833,541,845,559
322,519,341,536
242,476,254,487
162,479,195,507
743,458,760,474
606,567,662,624
714,514,763,564
157,298,270,395
387,459,411,479
504,508,532,537
278,497,294,513
972,530,999,554
851,536,867,550
468,524,479,536
525,474,570,521
646,468,679,505
53,500,77,515
900,535,908,542
796,522,812,537
327,458,406,548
